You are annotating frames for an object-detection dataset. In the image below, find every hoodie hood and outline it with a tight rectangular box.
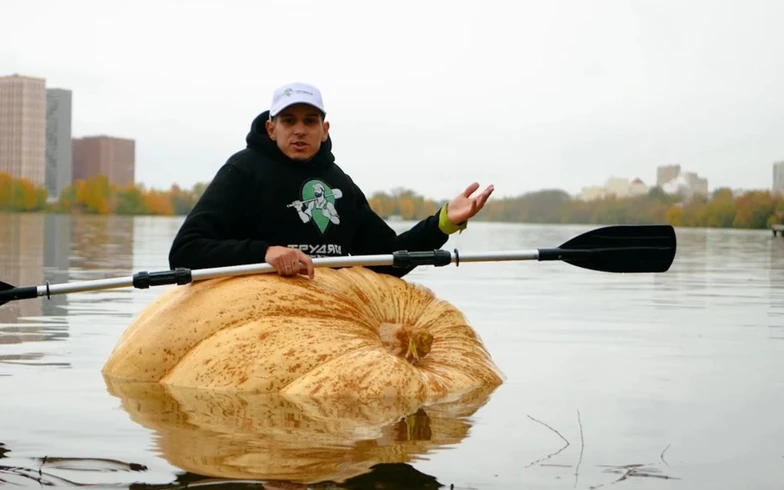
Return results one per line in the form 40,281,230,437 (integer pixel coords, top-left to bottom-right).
245,110,335,169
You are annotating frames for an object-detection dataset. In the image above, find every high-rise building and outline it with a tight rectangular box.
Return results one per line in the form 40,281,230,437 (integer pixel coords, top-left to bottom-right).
46,88,73,200
0,74,46,186
774,161,784,196
656,163,708,198
656,164,681,187
72,135,135,187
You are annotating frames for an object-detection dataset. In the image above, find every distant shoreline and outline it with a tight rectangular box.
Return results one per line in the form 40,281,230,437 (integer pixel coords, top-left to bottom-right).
1,172,782,230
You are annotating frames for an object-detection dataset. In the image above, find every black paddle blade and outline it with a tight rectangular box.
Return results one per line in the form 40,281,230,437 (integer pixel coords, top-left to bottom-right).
538,224,677,273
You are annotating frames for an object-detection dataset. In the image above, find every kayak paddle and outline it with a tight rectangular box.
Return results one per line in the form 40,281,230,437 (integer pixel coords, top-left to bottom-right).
0,224,676,306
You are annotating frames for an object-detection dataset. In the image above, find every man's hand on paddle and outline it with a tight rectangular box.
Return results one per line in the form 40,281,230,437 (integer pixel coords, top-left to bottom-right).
265,246,314,279
446,182,494,224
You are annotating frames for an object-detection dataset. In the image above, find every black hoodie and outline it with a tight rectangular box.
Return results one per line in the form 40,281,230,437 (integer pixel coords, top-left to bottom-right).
167,110,450,278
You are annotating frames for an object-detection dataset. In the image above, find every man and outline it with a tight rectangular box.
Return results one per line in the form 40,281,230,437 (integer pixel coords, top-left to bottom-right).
168,82,493,279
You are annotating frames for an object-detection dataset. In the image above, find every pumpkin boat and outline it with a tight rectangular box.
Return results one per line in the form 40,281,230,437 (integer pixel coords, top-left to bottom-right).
101,266,505,405
102,265,504,483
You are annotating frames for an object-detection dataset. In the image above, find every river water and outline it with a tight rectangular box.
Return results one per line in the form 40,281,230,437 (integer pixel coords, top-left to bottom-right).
0,212,782,489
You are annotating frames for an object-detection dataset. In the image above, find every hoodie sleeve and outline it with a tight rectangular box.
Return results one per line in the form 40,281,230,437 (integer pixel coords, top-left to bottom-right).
347,176,451,278
168,162,270,270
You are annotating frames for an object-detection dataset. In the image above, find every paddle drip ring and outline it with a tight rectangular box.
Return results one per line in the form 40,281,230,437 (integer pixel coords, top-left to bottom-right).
453,248,459,267
45,281,51,299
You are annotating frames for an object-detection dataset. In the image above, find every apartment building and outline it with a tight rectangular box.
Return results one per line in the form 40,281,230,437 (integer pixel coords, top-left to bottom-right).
72,135,135,187
774,161,784,195
0,74,46,186
46,88,73,199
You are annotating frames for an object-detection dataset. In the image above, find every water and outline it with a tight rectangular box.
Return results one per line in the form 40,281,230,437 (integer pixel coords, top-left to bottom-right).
0,212,782,489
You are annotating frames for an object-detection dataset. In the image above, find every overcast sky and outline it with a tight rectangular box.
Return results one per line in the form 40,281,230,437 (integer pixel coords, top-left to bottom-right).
2,0,782,200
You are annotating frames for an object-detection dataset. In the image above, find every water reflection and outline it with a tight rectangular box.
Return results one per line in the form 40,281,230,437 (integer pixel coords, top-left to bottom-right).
769,232,784,339
130,463,443,490
69,214,136,276
770,230,784,281
0,440,150,488
104,376,497,487
0,212,48,324
1,436,441,490
650,227,708,311
0,213,135,368
0,213,70,369
42,213,73,313
648,227,784,315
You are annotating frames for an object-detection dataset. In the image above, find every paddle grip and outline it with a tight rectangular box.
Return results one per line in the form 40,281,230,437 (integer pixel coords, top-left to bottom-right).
392,250,452,268
0,285,38,303
132,267,192,289
537,247,564,261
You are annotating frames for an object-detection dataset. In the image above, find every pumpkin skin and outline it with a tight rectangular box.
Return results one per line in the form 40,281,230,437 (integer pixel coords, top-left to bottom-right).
103,375,499,484
102,266,505,404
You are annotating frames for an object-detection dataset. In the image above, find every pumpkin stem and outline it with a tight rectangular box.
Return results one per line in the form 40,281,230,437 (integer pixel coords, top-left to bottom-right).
396,408,432,441
404,331,433,362
379,323,433,364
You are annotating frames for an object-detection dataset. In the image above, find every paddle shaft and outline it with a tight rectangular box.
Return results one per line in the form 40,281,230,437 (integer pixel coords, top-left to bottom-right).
0,224,677,305
0,249,541,302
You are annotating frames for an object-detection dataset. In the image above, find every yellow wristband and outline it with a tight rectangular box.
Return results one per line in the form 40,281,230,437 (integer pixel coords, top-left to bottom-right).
438,204,467,235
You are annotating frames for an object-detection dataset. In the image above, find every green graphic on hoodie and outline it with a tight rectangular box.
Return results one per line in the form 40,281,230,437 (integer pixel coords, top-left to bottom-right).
287,179,342,234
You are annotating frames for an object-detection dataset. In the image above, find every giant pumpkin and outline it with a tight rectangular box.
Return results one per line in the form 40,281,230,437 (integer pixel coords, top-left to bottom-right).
102,265,504,404
103,376,498,484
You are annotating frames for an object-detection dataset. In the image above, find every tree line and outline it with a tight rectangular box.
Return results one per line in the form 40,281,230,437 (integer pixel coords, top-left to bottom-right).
1,172,782,229
0,173,207,216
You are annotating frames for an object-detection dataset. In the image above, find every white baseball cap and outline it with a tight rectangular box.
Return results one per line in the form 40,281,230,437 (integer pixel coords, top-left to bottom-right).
269,82,326,117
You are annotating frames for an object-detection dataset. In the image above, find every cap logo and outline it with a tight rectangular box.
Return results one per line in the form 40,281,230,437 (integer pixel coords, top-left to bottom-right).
270,83,324,117
274,87,316,103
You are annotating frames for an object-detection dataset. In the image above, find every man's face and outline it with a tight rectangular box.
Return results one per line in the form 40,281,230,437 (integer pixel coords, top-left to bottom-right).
265,104,329,161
